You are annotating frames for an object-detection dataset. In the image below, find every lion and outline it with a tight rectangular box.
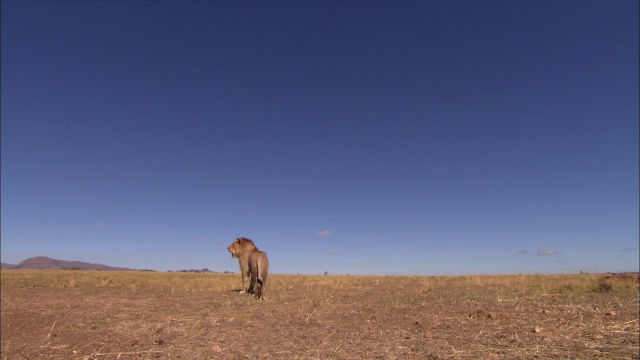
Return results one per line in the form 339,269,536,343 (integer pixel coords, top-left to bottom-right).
227,237,269,299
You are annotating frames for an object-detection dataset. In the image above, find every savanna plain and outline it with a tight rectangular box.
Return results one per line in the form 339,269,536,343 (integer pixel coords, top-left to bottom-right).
1,270,638,359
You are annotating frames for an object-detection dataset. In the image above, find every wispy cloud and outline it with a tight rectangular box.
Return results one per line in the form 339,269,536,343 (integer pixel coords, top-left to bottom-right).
536,249,560,256
94,222,107,228
326,250,338,255
216,238,225,244
517,249,529,255
621,248,638,252
317,230,332,238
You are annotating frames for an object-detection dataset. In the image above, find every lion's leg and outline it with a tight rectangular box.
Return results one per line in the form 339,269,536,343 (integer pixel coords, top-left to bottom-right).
241,270,251,293
238,258,250,293
251,275,262,299
253,282,264,299
256,255,267,299
248,266,256,294
252,265,264,299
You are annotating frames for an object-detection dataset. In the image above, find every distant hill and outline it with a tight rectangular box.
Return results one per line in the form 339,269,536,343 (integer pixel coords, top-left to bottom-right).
2,256,135,271
169,268,217,273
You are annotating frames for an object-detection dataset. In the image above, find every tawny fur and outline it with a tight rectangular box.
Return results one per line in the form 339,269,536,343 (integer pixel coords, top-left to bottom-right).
227,237,269,299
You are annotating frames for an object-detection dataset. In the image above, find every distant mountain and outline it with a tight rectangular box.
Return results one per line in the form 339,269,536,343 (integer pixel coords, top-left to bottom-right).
4,256,135,271
170,268,217,273
1,263,17,269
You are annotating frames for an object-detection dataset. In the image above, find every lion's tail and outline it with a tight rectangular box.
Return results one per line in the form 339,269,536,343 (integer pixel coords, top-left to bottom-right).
256,258,264,287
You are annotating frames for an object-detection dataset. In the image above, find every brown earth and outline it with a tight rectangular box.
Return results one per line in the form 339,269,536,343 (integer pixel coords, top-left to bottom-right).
1,271,638,359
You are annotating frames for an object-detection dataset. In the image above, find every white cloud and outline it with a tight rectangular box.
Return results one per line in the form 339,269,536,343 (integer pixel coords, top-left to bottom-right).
517,249,529,255
94,222,107,228
317,230,332,238
326,250,338,255
216,238,225,244
536,249,560,256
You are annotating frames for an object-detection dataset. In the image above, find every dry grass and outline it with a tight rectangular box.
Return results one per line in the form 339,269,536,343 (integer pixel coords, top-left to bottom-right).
2,270,638,359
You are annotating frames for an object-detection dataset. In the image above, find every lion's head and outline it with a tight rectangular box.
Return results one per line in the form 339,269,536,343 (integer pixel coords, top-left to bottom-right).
227,237,258,258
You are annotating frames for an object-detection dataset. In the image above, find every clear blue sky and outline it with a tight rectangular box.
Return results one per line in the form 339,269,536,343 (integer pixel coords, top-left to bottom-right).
2,0,638,275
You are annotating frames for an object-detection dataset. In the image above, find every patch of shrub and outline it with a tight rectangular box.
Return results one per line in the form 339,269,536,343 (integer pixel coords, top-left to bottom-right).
591,278,613,293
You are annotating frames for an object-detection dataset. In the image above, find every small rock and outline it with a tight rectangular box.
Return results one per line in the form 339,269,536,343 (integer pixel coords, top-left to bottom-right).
533,325,542,333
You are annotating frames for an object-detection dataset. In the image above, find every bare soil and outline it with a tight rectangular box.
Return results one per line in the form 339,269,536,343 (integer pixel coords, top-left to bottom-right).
1,271,638,359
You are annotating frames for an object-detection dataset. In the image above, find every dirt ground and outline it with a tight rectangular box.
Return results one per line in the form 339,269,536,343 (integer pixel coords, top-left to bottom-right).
1,271,638,359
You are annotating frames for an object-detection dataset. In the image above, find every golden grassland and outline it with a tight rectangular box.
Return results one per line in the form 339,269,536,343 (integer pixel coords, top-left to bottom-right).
1,270,637,296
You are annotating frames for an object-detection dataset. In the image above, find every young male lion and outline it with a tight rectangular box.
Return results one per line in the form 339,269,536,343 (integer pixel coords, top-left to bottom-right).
227,237,269,299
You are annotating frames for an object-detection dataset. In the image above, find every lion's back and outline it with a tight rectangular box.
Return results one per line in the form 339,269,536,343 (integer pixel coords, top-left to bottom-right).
251,250,269,278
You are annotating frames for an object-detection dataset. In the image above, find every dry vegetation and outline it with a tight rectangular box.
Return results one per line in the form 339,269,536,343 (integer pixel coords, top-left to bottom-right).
1,270,638,359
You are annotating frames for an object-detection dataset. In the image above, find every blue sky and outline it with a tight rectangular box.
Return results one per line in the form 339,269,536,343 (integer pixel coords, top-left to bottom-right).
2,0,638,275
